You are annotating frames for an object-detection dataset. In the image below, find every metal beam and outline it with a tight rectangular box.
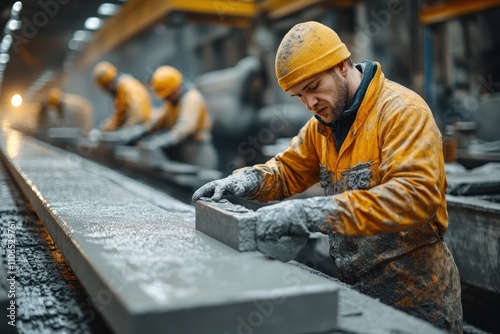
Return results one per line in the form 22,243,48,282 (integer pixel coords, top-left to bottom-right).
258,0,356,20
77,0,256,68
420,0,500,25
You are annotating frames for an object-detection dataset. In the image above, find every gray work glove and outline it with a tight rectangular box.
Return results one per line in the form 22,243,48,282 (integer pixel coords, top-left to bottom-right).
255,196,334,262
191,168,262,203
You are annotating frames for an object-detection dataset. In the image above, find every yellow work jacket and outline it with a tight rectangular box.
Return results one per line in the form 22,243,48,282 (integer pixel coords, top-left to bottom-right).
247,62,452,291
149,87,212,144
102,75,153,131
249,62,447,237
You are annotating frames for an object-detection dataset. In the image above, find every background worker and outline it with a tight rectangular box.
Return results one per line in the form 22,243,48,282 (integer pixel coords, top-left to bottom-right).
38,87,93,135
136,65,218,170
90,61,152,141
192,21,463,333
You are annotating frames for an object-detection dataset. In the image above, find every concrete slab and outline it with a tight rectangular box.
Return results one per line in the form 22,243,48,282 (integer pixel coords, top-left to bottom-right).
0,128,339,334
446,195,500,293
446,162,500,195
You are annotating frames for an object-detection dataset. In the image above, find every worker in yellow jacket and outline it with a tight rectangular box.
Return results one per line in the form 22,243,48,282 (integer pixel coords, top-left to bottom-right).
38,87,93,134
193,21,463,333
136,65,218,169
91,61,152,135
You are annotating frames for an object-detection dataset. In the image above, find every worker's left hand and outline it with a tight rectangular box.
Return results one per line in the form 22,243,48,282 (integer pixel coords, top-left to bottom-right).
254,196,333,262
255,200,311,241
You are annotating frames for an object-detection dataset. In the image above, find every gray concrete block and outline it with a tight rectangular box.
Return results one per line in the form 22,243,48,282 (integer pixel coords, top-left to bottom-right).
196,200,310,263
0,129,339,334
195,199,258,251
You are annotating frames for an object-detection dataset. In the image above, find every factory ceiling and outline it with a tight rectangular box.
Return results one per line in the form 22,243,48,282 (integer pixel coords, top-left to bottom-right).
0,0,359,106
1,0,498,106
0,0,124,105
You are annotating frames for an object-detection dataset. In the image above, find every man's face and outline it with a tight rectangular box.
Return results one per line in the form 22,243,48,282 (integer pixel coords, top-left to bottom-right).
166,86,182,102
288,68,349,124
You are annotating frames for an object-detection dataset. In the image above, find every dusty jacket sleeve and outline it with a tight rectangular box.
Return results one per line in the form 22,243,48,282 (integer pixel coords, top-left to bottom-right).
326,104,446,236
101,88,128,131
246,118,321,201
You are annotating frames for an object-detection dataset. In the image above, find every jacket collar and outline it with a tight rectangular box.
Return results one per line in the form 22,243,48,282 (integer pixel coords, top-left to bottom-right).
316,61,384,139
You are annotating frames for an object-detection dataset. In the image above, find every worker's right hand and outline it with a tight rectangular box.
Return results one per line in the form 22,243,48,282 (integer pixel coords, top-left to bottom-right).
191,168,262,203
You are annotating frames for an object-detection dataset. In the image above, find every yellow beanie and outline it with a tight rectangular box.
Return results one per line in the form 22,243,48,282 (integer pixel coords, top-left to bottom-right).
275,21,351,91
151,66,183,99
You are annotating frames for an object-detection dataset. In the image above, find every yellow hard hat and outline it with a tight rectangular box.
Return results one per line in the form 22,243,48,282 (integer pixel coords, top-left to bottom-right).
151,66,183,99
275,21,351,91
48,87,62,106
93,61,117,87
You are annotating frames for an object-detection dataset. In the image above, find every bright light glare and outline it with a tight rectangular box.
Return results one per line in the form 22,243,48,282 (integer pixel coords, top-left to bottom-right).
84,17,102,30
97,3,120,16
13,2,23,12
11,94,22,107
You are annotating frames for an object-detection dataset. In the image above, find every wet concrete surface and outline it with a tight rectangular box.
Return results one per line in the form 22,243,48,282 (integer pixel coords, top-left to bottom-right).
0,162,112,334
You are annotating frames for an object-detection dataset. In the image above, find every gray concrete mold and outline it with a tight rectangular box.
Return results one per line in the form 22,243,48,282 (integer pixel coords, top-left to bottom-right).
0,129,339,334
445,194,500,293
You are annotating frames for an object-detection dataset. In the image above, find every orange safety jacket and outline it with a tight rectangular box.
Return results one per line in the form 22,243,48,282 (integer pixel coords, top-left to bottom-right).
149,87,212,144
101,74,152,131
246,62,462,332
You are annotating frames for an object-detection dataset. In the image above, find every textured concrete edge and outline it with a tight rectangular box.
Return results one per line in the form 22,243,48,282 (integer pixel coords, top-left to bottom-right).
133,285,338,333
446,209,500,294
195,199,258,251
0,146,130,333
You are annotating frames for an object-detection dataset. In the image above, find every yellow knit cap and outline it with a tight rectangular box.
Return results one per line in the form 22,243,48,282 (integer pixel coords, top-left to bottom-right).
275,21,351,91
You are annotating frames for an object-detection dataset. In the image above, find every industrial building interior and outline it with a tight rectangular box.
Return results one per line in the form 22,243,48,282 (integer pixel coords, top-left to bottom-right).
0,0,499,333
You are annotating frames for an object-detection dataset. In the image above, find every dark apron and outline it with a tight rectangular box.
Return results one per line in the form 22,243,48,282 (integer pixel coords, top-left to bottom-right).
324,172,463,333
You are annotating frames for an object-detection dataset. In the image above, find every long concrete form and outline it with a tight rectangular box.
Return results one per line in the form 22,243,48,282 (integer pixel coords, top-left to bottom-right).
446,194,500,293
0,127,445,334
0,128,339,333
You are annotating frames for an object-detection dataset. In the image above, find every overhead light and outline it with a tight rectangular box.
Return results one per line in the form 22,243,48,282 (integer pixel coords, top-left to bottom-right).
1,35,12,52
84,17,103,30
68,39,83,51
73,30,92,42
0,54,10,64
12,2,23,13
97,3,121,16
7,19,21,31
11,94,22,107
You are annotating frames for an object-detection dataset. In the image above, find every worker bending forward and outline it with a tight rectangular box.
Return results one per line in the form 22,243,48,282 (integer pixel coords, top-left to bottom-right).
138,66,218,170
92,61,152,134
39,87,93,134
193,21,463,333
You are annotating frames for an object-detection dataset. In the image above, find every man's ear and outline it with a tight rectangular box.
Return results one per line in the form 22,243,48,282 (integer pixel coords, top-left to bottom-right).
336,60,349,77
